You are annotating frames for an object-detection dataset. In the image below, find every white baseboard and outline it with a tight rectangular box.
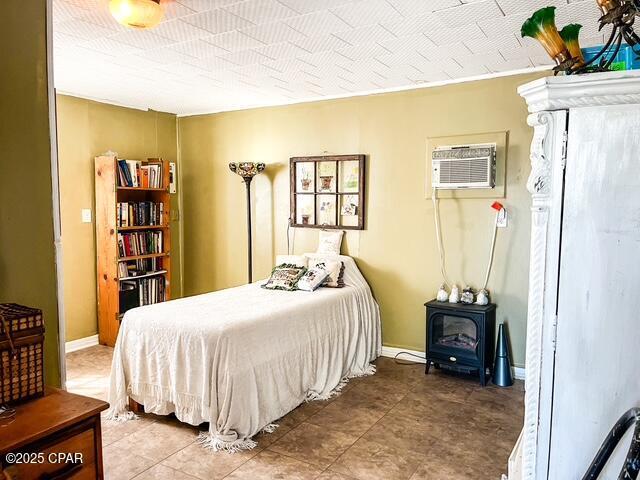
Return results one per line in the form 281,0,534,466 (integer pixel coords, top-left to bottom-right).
65,334,99,353
513,367,525,381
381,346,427,363
380,345,526,380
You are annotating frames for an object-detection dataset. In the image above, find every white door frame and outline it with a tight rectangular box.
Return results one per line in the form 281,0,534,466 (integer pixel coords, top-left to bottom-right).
46,0,67,388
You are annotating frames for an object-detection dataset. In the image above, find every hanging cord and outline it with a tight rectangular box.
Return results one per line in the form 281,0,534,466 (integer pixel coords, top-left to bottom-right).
393,351,426,365
287,217,296,255
433,193,504,292
482,203,504,291
432,190,452,289
482,217,499,290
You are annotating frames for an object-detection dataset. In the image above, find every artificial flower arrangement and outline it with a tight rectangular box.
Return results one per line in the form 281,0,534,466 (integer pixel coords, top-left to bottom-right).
522,1,640,75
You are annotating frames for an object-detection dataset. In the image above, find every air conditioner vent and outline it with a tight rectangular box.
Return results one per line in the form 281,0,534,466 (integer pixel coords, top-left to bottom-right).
432,143,496,190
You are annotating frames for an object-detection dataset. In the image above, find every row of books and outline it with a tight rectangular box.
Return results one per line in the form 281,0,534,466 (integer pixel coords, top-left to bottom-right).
121,277,166,307
117,231,163,258
117,201,164,227
117,159,163,188
118,257,165,279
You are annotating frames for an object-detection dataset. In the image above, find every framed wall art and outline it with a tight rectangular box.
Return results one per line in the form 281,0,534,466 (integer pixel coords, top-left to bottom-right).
290,154,365,230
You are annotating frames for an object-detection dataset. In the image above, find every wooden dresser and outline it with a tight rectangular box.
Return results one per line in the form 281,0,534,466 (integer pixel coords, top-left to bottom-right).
1,388,108,480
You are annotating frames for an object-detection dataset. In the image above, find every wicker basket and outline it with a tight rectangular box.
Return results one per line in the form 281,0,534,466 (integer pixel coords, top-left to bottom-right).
0,303,45,405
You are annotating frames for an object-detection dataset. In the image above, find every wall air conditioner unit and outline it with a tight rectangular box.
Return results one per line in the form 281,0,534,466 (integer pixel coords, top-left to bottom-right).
432,143,496,190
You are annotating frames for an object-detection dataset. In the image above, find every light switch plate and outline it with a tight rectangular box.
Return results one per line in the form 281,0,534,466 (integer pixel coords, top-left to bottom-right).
81,209,92,223
169,162,176,194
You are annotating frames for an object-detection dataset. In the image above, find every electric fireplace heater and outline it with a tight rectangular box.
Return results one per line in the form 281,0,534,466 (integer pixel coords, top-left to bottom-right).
425,300,496,386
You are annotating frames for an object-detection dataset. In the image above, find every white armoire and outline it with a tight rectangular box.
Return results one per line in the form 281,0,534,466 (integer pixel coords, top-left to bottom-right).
510,70,640,480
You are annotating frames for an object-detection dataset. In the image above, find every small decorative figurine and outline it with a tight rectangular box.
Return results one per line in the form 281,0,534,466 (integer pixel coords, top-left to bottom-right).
476,289,490,306
448,284,460,304
461,286,475,304
436,284,449,302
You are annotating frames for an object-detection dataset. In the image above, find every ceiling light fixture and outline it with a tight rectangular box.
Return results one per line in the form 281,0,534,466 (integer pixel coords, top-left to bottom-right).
109,0,164,30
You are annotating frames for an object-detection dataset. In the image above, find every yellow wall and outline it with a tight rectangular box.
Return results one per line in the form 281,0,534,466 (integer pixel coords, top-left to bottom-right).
0,1,60,384
56,94,180,342
179,73,544,367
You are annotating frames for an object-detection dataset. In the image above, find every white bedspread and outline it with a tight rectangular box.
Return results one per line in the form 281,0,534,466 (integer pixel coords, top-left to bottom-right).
106,255,381,451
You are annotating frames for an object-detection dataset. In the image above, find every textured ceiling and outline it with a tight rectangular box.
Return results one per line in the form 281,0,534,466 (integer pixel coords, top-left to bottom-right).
52,0,607,115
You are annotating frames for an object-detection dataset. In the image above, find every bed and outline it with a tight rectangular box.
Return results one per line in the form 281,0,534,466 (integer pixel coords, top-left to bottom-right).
106,254,381,452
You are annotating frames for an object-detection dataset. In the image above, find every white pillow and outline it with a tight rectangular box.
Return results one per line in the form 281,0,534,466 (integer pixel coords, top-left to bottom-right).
317,230,344,255
296,266,329,292
275,254,307,268
308,258,345,288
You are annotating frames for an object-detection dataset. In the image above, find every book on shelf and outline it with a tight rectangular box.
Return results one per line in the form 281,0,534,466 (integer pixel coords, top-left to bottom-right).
147,164,162,188
117,201,164,227
141,167,149,188
143,276,165,305
126,160,139,187
117,231,163,258
117,159,163,188
118,257,164,278
118,276,166,306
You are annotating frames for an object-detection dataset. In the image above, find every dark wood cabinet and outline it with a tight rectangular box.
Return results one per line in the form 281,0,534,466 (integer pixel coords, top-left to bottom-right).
1,388,108,479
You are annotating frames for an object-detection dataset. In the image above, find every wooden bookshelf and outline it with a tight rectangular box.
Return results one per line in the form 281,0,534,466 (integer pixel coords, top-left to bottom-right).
95,155,171,347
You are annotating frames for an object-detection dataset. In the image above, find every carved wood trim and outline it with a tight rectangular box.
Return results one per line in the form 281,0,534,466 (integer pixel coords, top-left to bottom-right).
518,70,640,113
522,111,556,480
526,112,554,202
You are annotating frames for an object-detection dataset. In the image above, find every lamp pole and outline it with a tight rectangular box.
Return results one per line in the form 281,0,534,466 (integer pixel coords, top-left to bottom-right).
228,162,265,284
244,176,253,283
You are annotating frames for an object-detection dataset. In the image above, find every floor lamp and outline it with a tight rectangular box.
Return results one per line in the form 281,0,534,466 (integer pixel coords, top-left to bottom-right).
229,162,265,283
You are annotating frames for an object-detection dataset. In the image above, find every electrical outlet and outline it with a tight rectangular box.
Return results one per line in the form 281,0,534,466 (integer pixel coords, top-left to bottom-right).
81,209,92,223
497,208,508,228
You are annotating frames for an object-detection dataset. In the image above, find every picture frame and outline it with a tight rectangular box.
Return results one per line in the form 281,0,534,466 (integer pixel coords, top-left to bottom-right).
339,160,360,193
317,194,337,226
295,194,315,226
317,161,337,193
295,161,315,193
289,155,365,231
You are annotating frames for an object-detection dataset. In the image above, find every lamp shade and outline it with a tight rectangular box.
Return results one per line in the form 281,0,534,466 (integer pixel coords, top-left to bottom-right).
109,0,164,29
560,24,585,66
596,0,621,15
229,162,266,179
521,7,572,66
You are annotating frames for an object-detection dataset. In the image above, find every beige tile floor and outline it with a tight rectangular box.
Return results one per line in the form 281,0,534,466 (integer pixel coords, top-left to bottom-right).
66,345,524,480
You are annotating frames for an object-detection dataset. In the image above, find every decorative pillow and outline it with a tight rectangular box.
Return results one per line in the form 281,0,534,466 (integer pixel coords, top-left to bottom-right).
275,254,307,268
317,230,344,255
262,264,306,291
296,266,329,292
308,259,345,288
